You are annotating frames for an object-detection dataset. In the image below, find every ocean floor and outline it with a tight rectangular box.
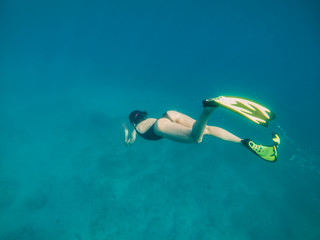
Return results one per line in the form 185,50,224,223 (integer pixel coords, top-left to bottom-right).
0,84,320,240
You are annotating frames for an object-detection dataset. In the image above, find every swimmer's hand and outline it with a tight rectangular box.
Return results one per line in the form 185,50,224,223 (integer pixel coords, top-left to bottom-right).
122,123,136,146
122,123,129,133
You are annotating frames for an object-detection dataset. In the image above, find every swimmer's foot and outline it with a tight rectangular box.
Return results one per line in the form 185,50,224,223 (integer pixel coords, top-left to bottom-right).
202,97,219,108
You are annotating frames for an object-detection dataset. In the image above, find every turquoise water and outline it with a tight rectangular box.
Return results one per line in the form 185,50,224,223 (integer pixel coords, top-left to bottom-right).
1,0,320,239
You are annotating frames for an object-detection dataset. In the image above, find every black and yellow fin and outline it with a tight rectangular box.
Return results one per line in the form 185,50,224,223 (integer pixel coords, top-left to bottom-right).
242,133,280,162
203,96,276,127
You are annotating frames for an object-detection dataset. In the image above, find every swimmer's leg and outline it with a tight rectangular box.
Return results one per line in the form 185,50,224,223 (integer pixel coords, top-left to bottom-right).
160,109,242,143
165,110,196,128
156,110,209,143
204,126,242,143
191,107,216,142
154,118,196,143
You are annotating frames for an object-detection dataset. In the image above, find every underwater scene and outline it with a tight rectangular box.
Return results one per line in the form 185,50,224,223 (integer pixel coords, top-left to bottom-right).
1,0,319,239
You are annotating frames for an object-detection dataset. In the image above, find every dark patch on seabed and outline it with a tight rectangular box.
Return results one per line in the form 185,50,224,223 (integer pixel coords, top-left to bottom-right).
0,180,18,212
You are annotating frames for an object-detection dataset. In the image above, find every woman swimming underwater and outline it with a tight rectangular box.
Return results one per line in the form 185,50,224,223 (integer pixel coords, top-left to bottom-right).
123,96,280,162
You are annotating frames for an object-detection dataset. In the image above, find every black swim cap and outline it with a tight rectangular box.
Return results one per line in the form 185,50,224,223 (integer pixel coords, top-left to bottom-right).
129,110,147,126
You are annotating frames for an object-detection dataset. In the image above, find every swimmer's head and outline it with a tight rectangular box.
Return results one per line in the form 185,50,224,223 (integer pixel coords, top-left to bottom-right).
129,110,147,126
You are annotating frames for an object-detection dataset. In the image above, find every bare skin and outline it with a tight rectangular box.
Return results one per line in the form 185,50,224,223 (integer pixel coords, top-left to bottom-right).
123,107,242,146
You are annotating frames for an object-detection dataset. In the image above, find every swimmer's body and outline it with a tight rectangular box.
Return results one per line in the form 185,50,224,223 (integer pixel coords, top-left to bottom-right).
123,97,280,162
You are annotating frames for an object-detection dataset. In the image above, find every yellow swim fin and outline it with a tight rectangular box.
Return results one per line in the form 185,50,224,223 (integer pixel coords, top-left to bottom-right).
203,96,276,127
241,133,280,162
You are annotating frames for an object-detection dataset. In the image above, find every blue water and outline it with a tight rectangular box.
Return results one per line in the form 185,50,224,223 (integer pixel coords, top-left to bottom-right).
1,0,320,239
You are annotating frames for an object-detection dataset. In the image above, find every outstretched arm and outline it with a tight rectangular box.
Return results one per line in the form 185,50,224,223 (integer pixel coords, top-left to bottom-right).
122,123,136,146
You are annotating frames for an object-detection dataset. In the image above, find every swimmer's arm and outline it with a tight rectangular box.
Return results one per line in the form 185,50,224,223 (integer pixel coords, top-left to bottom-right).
122,123,136,146
126,130,136,146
